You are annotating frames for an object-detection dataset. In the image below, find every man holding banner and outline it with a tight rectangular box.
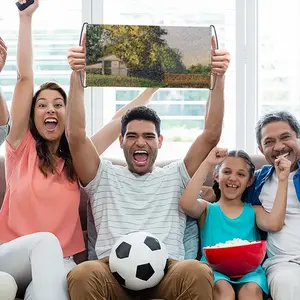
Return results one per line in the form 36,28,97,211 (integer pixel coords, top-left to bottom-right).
65,34,230,299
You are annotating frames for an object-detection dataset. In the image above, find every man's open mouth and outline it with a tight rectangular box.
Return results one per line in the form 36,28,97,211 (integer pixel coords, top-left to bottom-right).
133,150,148,166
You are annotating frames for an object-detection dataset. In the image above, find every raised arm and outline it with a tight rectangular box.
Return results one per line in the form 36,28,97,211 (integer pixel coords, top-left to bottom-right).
180,147,227,218
65,64,99,187
0,38,9,125
184,37,230,177
254,155,291,232
7,0,39,149
66,44,158,186
91,88,158,155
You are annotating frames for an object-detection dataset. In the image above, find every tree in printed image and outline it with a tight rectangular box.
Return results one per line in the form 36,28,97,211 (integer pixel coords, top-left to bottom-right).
159,45,186,74
186,64,211,75
101,25,168,81
86,24,105,66
86,24,188,81
85,24,211,87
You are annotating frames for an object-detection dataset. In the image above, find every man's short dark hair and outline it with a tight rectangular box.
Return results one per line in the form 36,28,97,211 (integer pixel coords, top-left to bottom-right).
256,111,300,147
121,106,161,137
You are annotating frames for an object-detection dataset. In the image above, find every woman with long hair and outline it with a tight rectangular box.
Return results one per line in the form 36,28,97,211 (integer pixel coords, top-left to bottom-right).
0,2,158,298
0,1,81,298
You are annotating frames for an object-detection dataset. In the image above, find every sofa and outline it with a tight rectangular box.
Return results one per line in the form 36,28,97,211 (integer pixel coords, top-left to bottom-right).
0,154,271,299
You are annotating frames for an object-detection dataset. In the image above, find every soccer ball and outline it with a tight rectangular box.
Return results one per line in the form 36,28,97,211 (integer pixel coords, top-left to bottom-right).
109,231,169,291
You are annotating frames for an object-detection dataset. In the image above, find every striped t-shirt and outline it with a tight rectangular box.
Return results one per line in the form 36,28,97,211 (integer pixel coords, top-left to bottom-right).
82,159,190,260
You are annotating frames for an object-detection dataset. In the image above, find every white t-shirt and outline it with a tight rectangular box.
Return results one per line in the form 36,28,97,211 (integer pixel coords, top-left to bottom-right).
260,170,300,268
82,159,190,260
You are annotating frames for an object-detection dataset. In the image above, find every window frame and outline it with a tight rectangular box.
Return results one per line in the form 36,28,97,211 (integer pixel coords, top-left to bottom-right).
0,0,262,154
90,0,261,155
235,0,258,154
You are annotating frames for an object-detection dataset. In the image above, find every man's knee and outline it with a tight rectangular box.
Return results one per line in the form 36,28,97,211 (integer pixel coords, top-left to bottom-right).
0,272,17,300
271,274,298,288
267,264,300,299
67,260,108,290
165,260,213,300
269,272,300,294
171,260,213,283
68,261,96,284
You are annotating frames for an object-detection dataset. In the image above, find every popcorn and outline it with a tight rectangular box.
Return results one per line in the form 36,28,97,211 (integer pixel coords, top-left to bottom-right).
208,238,255,248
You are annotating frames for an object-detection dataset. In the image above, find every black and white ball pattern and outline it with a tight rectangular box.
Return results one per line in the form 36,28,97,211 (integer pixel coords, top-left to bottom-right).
109,231,169,291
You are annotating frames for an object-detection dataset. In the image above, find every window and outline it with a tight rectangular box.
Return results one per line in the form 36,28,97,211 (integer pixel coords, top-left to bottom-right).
235,0,300,154
0,0,83,103
97,0,236,160
258,0,300,121
0,0,85,154
1,1,297,159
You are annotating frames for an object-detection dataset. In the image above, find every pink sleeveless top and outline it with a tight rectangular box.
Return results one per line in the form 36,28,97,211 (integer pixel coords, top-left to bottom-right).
0,130,85,257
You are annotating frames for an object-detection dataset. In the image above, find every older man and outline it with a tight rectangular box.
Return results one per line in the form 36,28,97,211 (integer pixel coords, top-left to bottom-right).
245,111,300,300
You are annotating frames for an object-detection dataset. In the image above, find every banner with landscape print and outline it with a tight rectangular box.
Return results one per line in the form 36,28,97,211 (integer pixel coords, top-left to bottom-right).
85,24,214,89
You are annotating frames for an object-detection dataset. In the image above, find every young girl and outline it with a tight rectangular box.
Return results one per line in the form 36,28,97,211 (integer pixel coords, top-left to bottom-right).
180,147,290,300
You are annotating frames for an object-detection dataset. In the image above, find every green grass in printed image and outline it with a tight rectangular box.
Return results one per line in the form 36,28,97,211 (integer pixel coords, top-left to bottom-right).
85,24,212,88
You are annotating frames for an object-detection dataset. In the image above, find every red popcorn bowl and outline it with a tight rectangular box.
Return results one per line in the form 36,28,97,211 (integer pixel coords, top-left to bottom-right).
203,240,267,278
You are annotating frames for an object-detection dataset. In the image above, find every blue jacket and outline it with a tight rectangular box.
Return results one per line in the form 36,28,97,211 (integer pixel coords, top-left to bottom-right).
243,160,300,205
